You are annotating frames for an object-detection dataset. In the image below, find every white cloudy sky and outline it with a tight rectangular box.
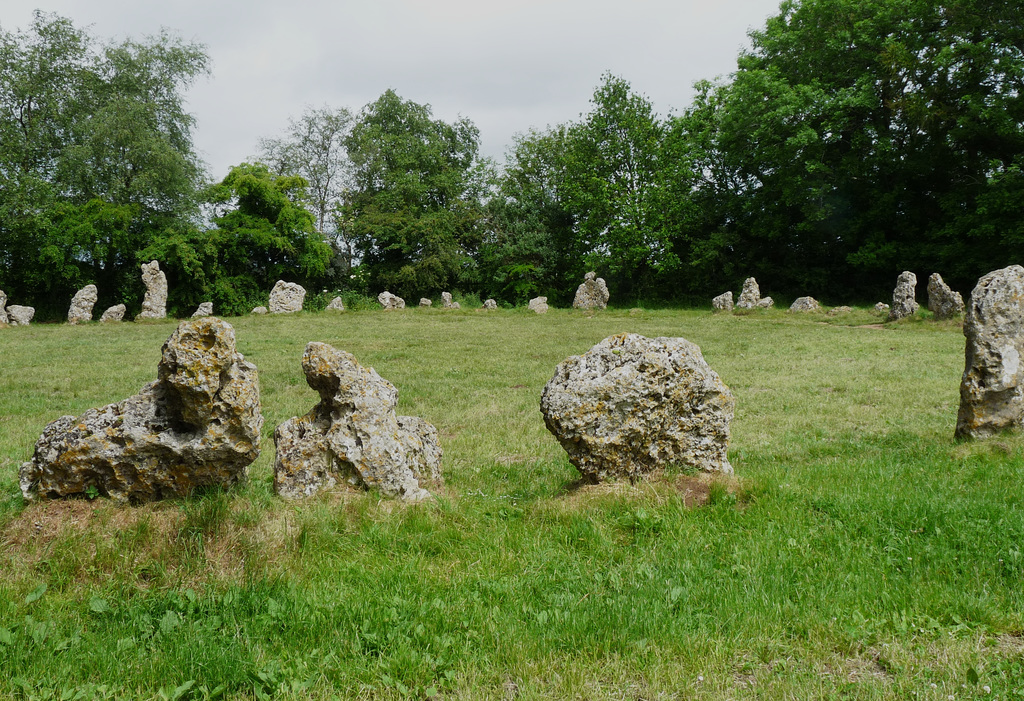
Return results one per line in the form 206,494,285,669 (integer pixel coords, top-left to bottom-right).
2,0,782,179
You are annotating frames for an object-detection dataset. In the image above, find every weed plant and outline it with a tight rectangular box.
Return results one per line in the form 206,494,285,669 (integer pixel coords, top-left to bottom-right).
1,306,1022,699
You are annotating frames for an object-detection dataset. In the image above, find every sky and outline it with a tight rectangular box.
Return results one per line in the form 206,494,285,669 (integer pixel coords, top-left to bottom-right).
2,0,783,180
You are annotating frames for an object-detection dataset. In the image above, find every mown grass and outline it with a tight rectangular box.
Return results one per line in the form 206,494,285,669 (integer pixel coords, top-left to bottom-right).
1,305,1023,700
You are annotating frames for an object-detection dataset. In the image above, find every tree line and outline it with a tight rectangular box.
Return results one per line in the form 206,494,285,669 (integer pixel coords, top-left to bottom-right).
2,0,1022,319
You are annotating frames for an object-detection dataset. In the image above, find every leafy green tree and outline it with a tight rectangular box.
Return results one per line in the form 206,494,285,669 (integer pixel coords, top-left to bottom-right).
344,90,491,298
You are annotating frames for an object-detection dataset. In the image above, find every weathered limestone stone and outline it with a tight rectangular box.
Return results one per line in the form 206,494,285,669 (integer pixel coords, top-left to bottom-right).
100,304,126,322
483,299,497,310
572,272,610,311
419,298,432,307
252,306,268,315
789,296,820,312
528,296,549,314
192,302,213,318
0,289,7,324
928,273,965,320
827,306,853,317
873,302,890,314
273,342,442,501
955,265,1024,439
888,271,919,321
67,285,98,324
326,297,346,312
712,291,733,312
378,291,405,309
19,317,263,503
756,297,775,309
441,292,461,309
137,260,167,320
736,277,762,309
8,305,34,326
541,333,734,481
269,280,306,314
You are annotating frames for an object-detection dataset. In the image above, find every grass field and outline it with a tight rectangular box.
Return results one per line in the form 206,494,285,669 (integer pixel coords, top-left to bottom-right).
1,306,1022,700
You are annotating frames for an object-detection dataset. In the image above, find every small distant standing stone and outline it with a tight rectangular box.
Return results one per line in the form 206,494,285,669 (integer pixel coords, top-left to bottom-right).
955,265,1024,439
789,296,820,312
483,299,497,310
0,289,7,324
419,298,432,307
378,291,405,309
137,260,167,320
269,280,306,313
572,272,610,310
68,284,98,324
192,302,213,318
441,292,460,309
100,305,126,322
927,273,965,320
736,278,762,309
7,305,34,326
528,296,549,314
873,302,890,314
326,297,345,311
252,306,268,315
756,297,775,309
888,271,919,321
712,291,733,312
827,306,852,317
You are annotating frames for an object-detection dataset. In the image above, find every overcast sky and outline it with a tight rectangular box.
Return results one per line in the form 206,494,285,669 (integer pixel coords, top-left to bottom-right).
3,0,782,179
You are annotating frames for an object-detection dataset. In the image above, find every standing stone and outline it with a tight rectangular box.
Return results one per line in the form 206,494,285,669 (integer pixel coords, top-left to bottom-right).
191,302,213,318
528,296,549,314
483,299,498,310
873,302,890,314
273,342,442,501
711,291,733,312
0,289,7,324
736,278,762,309
378,291,406,309
928,273,965,320
67,285,99,324
756,297,775,309
326,297,346,311
441,292,460,309
137,261,167,320
572,272,610,310
100,305,126,322
419,298,432,307
19,317,263,503
789,296,820,312
955,265,1024,439
7,305,34,326
827,306,853,317
888,271,919,321
540,333,734,481
269,280,306,314
252,306,268,315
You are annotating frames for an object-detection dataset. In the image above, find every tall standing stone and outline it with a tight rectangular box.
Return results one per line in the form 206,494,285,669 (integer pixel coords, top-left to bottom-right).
269,280,306,313
927,273,965,320
887,271,919,321
736,278,762,309
0,289,8,324
67,285,99,324
138,261,167,320
572,272,610,310
540,333,734,481
19,317,263,503
955,265,1024,439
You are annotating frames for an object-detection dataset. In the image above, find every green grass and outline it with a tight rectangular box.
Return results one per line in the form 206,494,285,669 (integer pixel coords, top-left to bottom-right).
1,305,1023,699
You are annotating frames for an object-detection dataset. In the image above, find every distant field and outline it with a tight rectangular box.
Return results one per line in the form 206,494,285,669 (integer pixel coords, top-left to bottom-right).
1,306,1022,700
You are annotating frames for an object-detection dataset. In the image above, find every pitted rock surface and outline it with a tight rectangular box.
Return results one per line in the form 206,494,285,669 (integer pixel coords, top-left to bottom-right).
789,296,820,312
756,297,775,309
573,272,610,310
888,271,919,321
483,299,497,310
736,278,762,309
0,289,7,324
712,291,733,312
928,273,964,320
956,265,1024,439
68,285,98,324
441,292,460,309
326,297,345,311
100,304,126,322
273,342,441,501
19,317,263,503
138,261,167,320
192,302,213,318
378,291,405,309
8,305,34,326
419,298,432,307
873,302,890,314
270,280,306,313
528,296,549,314
540,333,734,482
